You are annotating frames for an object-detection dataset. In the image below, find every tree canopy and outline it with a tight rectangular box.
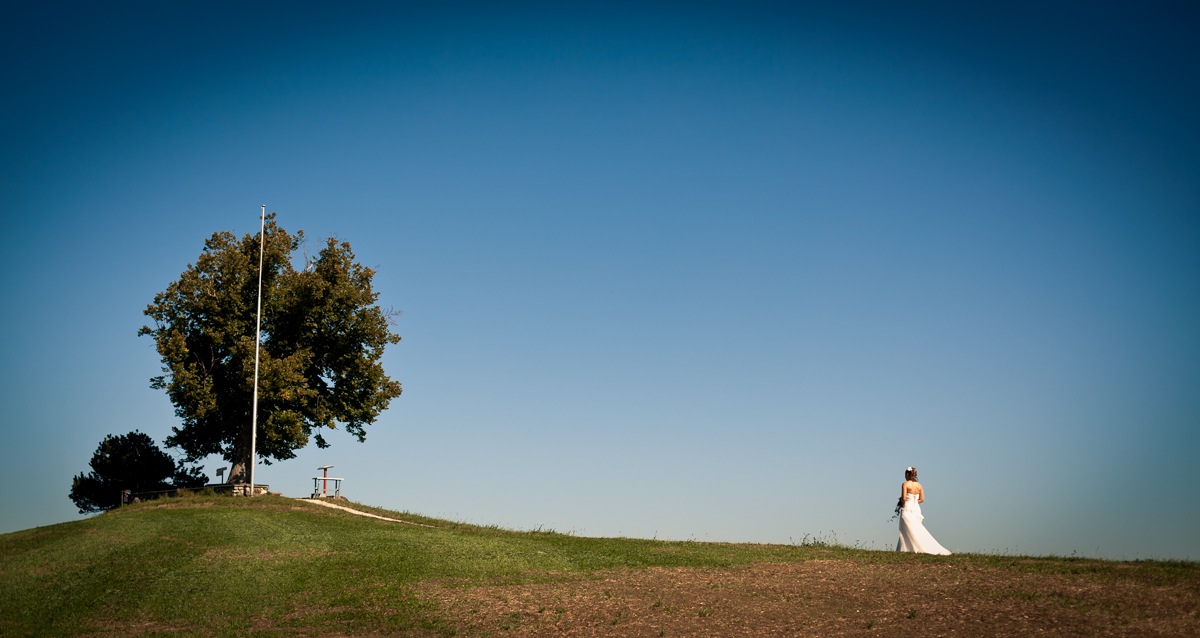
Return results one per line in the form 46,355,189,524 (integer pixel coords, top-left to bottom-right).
69,431,207,513
139,216,401,483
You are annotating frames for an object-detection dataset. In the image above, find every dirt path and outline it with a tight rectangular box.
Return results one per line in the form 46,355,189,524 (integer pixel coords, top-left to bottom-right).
291,497,436,527
418,559,1199,637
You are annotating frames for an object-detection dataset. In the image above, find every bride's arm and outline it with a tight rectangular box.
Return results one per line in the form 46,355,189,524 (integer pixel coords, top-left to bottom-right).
917,485,925,504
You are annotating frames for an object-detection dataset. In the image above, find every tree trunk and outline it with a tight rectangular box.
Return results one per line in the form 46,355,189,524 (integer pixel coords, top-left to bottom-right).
227,424,254,485
227,460,248,485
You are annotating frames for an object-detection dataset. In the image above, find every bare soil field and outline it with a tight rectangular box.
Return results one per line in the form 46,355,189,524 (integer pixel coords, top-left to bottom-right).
419,557,1199,637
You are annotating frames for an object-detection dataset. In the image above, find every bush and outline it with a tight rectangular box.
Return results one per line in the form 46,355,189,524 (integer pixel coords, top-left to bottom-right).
69,431,208,513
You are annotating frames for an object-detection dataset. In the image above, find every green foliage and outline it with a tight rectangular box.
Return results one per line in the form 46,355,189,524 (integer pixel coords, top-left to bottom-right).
139,215,401,479
68,431,206,514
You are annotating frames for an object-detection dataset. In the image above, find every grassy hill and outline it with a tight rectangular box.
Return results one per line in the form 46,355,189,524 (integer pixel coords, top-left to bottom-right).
2,494,1196,636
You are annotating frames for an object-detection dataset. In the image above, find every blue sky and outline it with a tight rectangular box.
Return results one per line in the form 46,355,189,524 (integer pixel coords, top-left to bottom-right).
2,2,1197,559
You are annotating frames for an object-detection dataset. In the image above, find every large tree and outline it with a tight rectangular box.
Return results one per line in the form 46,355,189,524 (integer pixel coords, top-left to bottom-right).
139,215,401,483
69,431,208,514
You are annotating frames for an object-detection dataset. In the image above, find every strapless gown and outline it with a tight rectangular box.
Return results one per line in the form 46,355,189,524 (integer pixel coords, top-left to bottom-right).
896,493,952,555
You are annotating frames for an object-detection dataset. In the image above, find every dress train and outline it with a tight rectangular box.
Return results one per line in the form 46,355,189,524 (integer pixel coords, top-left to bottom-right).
896,494,951,555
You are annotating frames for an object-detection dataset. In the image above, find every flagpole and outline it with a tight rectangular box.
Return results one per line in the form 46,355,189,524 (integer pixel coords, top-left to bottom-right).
250,204,266,496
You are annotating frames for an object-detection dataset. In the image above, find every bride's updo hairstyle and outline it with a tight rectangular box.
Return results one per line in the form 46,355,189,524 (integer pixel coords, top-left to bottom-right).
905,466,918,481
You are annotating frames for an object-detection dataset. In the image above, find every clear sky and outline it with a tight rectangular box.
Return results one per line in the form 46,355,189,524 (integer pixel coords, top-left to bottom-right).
2,2,1197,560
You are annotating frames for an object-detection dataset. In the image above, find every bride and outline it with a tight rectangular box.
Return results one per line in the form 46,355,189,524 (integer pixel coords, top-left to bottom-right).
896,466,952,555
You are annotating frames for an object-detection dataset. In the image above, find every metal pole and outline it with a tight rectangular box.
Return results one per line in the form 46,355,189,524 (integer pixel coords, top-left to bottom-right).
250,204,266,496
318,465,333,497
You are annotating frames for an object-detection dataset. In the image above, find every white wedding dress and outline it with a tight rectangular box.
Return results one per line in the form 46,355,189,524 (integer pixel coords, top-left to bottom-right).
896,493,952,555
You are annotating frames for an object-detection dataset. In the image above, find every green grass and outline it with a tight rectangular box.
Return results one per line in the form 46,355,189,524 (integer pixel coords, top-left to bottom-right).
0,494,1194,636
0,495,838,636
